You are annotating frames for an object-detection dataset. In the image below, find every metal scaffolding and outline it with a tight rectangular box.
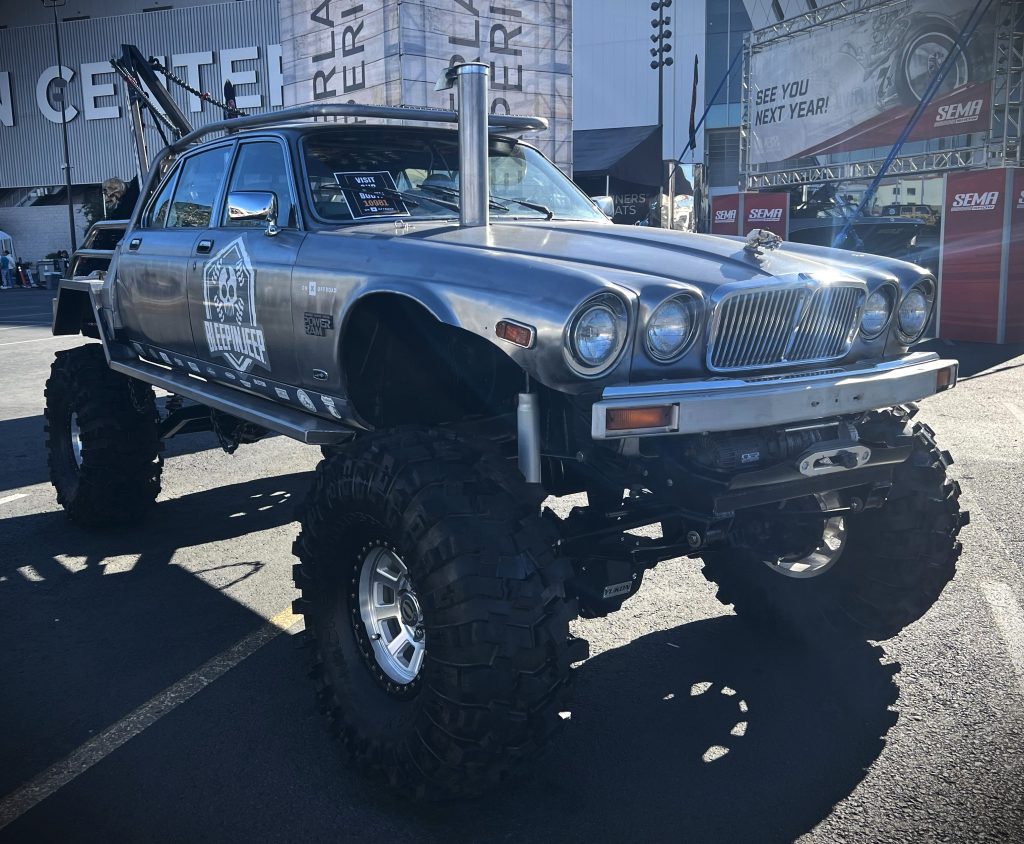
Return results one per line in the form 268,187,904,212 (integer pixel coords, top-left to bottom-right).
990,0,1024,167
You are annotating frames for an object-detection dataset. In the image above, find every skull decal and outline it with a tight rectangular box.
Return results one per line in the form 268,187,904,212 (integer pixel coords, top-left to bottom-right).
202,238,270,372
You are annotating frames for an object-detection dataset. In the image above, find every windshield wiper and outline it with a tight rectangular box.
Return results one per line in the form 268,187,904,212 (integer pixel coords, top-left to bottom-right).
491,194,553,220
420,184,553,220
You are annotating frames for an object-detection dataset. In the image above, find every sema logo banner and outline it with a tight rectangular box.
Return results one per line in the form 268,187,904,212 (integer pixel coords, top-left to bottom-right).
711,194,741,235
950,191,1000,212
747,207,783,222
741,193,788,237
934,98,984,128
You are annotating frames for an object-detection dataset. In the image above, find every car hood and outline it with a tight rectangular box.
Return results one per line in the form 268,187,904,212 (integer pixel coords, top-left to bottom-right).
341,219,917,293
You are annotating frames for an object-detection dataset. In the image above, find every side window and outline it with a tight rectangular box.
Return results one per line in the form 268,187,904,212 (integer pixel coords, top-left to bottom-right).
167,146,231,228
224,142,295,228
146,170,177,228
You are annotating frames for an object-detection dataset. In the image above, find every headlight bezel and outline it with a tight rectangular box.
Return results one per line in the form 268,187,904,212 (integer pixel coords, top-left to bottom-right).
564,293,629,377
896,279,936,343
860,283,896,340
645,293,701,362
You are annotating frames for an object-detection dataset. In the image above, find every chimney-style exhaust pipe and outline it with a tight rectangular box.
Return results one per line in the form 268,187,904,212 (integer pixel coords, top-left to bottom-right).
436,62,490,228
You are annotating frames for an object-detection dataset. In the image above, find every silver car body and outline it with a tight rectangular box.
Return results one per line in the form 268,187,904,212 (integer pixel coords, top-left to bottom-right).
64,121,955,446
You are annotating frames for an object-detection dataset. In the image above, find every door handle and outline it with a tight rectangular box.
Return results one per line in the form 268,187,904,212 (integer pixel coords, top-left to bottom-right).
128,238,141,251
196,239,213,254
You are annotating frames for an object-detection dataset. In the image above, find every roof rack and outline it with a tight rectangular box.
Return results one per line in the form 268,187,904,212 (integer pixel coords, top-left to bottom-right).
169,103,548,153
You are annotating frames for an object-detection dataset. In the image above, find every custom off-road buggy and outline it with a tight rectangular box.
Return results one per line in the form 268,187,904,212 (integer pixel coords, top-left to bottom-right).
47,56,965,798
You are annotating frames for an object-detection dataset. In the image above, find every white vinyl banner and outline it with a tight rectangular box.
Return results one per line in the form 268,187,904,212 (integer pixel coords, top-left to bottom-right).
280,0,572,172
748,0,996,166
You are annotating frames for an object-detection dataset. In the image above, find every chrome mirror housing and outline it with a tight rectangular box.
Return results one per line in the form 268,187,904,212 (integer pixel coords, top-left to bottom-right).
227,190,279,236
590,195,615,218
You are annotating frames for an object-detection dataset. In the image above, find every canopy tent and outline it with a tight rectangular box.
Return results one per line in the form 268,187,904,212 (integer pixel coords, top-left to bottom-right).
0,230,13,258
572,125,692,225
573,124,665,187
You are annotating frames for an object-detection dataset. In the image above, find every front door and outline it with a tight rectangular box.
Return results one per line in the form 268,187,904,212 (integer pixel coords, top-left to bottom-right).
186,139,305,390
116,143,233,360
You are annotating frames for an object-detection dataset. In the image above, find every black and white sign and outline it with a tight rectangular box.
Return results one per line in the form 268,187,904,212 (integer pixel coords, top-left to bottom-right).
333,171,409,219
202,238,270,373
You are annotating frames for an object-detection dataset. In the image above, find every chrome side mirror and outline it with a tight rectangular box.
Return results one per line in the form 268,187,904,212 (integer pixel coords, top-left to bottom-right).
590,195,615,218
227,190,279,236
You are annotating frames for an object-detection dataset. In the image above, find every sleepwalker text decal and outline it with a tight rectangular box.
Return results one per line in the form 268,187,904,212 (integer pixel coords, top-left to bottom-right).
202,238,270,373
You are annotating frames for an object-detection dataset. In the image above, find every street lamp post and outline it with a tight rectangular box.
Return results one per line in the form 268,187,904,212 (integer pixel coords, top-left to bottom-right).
650,1,674,227
42,0,77,253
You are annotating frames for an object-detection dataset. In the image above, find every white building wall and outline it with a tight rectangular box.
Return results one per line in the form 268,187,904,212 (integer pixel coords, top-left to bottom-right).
574,0,705,162
0,205,90,263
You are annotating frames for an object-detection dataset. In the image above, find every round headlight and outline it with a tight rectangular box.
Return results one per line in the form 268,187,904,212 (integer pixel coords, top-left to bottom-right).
898,285,933,341
861,288,893,338
573,304,619,367
647,296,696,361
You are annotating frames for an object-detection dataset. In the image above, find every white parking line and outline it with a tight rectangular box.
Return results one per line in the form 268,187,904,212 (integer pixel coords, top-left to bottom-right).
0,493,28,506
0,608,301,831
980,581,1024,700
1005,403,1024,426
0,336,64,348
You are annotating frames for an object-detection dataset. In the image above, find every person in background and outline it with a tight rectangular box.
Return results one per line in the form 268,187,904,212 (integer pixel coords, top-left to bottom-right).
0,251,13,289
103,176,140,220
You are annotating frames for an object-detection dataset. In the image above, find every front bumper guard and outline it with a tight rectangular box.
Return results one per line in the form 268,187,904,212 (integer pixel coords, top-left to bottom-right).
592,352,958,440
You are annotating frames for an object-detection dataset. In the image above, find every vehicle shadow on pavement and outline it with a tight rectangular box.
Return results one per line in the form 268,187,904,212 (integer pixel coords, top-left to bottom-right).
0,471,311,800
409,620,901,844
918,339,1024,379
0,413,252,496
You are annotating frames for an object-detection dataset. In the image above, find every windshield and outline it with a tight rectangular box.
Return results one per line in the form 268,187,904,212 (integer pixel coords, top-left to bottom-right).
302,126,605,224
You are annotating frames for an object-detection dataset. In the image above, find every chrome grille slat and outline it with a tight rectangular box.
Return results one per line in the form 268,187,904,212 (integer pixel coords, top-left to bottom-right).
709,282,865,372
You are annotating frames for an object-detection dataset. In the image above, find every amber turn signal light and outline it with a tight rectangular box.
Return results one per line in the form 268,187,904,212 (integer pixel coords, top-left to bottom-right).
936,364,957,392
496,319,535,348
606,405,675,431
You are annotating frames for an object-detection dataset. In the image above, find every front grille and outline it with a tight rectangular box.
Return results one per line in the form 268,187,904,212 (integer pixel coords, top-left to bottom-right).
708,284,865,372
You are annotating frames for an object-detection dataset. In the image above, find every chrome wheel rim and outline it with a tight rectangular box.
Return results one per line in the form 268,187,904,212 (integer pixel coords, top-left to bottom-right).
357,545,425,685
764,492,847,579
69,412,84,468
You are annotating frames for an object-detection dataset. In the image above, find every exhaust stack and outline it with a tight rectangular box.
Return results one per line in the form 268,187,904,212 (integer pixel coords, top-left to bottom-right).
436,62,490,228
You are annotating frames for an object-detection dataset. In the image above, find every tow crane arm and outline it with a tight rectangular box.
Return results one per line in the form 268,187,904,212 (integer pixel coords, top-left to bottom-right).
109,45,195,181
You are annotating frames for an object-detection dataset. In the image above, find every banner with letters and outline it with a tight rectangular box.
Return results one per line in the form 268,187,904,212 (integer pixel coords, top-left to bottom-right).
748,0,996,167
710,194,740,236
280,0,572,173
741,192,788,239
939,169,1007,343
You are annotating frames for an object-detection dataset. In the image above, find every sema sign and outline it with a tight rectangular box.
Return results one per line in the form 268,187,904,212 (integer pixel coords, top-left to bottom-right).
950,191,1000,212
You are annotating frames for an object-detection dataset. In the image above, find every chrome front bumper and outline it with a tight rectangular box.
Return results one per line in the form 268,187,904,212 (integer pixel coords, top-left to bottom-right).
591,352,958,439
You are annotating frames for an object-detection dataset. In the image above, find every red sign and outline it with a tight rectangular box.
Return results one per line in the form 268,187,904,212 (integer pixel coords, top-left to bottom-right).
1006,169,1024,343
710,194,740,236
741,192,789,238
803,82,993,160
939,169,1006,342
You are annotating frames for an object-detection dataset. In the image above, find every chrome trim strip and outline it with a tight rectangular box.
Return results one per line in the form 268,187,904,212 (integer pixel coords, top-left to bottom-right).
592,353,957,440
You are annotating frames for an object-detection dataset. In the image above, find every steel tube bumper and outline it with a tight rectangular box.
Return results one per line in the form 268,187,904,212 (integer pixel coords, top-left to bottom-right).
591,352,958,439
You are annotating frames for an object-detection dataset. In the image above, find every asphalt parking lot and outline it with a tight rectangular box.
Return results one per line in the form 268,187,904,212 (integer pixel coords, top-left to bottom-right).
1,288,1023,843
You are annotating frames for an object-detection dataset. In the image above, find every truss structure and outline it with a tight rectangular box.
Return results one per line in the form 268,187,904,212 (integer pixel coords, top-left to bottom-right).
740,0,1024,189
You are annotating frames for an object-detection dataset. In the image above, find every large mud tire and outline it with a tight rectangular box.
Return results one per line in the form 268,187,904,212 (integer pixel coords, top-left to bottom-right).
701,409,966,641
292,428,580,799
44,344,162,527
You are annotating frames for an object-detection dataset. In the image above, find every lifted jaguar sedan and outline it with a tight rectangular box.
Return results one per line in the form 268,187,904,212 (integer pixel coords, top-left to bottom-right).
47,61,965,799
